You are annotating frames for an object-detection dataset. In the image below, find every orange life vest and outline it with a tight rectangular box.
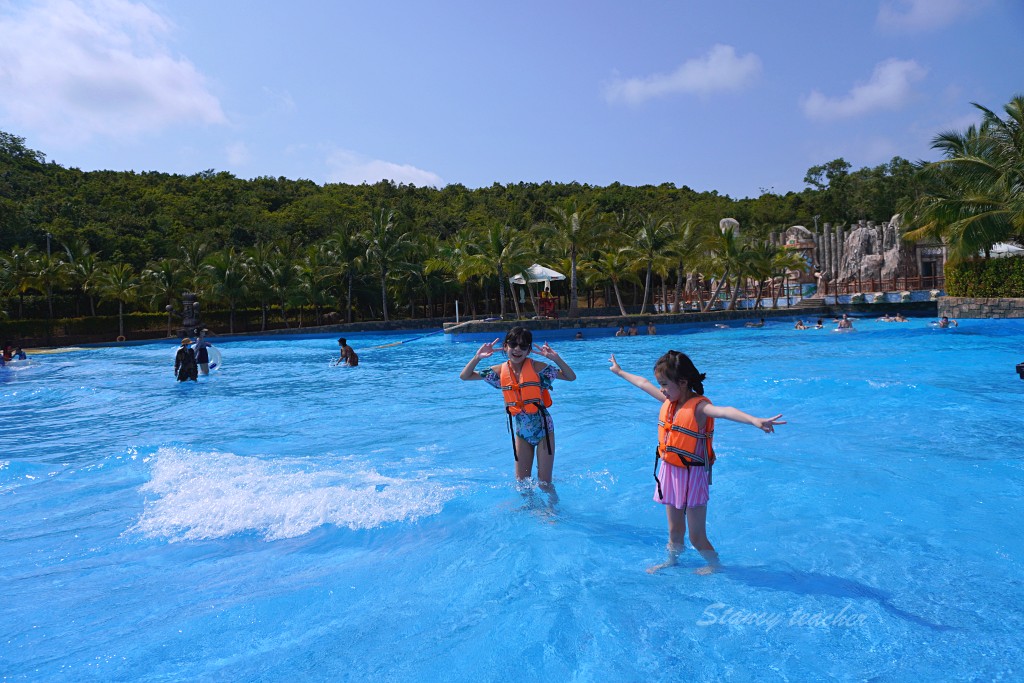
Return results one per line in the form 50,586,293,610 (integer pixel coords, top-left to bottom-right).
657,396,716,468
500,359,552,415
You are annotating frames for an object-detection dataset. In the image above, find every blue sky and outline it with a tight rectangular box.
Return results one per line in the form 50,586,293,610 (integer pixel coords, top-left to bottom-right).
1,0,1021,199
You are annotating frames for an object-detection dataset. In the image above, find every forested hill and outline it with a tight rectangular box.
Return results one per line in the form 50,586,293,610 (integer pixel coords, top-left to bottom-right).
1,130,918,265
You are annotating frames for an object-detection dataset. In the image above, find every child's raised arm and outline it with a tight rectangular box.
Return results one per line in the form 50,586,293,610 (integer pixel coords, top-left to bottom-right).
609,353,665,401
700,403,785,433
459,338,500,381
535,342,576,381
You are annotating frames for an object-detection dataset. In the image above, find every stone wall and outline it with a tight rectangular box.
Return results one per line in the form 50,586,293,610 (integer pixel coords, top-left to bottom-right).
939,297,1024,318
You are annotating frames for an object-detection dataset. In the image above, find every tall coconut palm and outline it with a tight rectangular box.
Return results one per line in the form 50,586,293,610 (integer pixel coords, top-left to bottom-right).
203,247,248,333
30,251,68,325
624,213,675,314
668,220,713,313
581,243,633,316
361,208,414,321
425,227,481,317
0,245,39,318
702,226,745,312
245,242,277,331
96,263,140,339
326,224,364,323
63,238,102,316
544,199,599,317
463,222,536,319
902,95,1024,261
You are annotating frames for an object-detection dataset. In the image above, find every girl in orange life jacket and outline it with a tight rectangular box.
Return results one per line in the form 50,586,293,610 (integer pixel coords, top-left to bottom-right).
459,327,576,488
609,350,784,574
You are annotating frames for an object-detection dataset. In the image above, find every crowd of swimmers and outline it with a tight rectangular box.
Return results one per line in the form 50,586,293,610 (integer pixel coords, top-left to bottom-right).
614,322,657,337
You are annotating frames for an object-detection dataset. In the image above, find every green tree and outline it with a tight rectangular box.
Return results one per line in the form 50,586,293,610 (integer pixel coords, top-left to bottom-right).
96,263,140,339
544,198,600,317
902,95,1024,261
203,247,248,333
361,208,414,321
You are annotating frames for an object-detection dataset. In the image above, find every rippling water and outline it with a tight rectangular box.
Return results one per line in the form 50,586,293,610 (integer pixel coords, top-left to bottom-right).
2,319,1022,680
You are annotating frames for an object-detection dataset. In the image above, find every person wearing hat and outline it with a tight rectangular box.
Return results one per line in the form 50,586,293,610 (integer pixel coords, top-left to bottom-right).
174,338,199,382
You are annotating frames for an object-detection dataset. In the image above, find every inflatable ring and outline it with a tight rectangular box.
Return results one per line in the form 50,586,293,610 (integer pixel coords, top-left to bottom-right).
116,335,126,342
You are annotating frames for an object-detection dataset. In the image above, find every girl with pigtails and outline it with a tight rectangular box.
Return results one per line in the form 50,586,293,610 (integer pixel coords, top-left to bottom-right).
609,350,784,574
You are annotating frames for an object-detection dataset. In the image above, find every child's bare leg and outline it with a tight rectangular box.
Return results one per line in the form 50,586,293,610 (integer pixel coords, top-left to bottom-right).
535,434,555,489
648,506,687,574
513,437,536,481
686,505,720,574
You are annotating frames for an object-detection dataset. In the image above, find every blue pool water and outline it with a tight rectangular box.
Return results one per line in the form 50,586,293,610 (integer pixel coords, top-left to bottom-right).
2,318,1023,681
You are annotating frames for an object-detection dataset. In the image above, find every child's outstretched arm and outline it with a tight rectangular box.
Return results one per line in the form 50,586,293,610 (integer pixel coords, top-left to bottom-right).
700,403,785,433
459,338,500,381
535,342,576,381
608,353,665,401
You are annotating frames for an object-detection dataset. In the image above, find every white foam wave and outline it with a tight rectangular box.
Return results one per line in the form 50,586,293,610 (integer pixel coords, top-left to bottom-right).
131,447,456,542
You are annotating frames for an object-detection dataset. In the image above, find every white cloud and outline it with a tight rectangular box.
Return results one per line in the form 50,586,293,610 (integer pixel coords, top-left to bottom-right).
325,149,443,187
801,59,927,121
877,0,981,32
0,0,225,144
605,44,761,105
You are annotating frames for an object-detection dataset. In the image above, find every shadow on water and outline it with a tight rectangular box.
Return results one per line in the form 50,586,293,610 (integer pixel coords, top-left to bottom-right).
723,564,955,631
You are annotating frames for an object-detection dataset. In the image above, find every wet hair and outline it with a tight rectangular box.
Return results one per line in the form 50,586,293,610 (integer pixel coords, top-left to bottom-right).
338,338,347,345
504,326,533,347
653,350,706,395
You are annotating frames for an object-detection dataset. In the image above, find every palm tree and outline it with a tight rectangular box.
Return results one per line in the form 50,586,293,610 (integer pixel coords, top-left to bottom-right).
702,226,744,312
425,227,480,317
361,208,414,321
178,237,212,293
96,263,140,339
544,199,600,317
668,220,713,313
581,245,633,316
0,245,39,318
624,213,675,314
902,95,1024,261
326,224,364,323
63,238,102,316
296,243,333,326
30,250,68,327
463,222,536,319
245,242,277,331
203,247,247,333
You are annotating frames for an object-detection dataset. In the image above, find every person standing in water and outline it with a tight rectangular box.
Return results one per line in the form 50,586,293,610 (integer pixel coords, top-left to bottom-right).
459,326,576,490
174,338,198,382
609,350,784,574
336,338,359,366
194,329,212,376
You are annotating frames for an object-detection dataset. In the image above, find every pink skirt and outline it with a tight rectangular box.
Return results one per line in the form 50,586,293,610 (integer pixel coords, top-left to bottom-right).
653,460,709,510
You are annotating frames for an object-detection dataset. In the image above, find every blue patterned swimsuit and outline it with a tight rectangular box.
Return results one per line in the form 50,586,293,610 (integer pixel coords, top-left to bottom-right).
481,364,559,446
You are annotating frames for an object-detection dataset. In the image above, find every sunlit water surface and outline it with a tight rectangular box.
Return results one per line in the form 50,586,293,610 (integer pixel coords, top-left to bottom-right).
2,318,1022,681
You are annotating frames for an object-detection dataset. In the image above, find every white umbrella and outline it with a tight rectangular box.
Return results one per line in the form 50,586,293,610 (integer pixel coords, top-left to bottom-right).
508,264,566,285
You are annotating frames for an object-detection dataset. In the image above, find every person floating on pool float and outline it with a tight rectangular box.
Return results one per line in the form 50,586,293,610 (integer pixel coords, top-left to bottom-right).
194,329,213,376
334,338,359,366
937,316,958,328
459,326,576,490
608,350,784,574
174,338,198,382
745,318,765,328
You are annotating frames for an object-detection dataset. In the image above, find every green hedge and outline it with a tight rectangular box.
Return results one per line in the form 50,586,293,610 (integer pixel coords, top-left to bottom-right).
946,256,1024,297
